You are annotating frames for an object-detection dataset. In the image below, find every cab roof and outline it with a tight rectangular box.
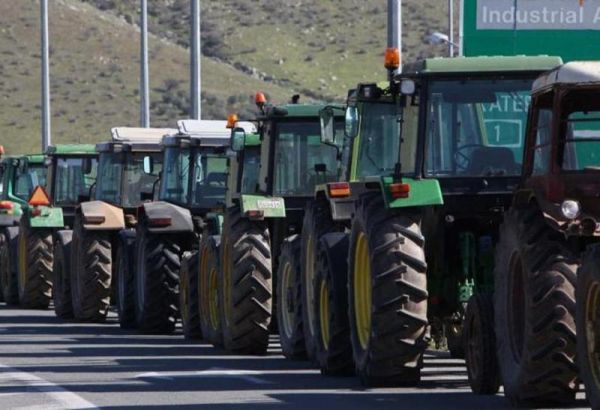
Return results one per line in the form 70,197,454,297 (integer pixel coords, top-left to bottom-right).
46,144,97,156
402,56,563,76
176,120,233,147
262,104,328,119
532,61,600,94
110,127,176,142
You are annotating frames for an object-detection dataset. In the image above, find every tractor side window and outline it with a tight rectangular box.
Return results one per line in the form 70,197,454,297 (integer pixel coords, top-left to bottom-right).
14,165,47,200
96,153,123,204
240,149,260,194
0,166,4,198
192,153,228,207
54,157,98,205
123,153,162,207
532,109,553,175
563,110,600,171
399,102,419,174
160,147,190,204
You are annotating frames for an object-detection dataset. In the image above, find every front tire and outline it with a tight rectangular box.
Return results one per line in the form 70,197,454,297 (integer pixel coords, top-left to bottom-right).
180,250,202,340
116,239,136,329
219,206,272,355
348,193,428,386
0,228,19,305
53,234,74,319
494,207,578,406
199,235,223,347
17,220,53,309
577,245,600,410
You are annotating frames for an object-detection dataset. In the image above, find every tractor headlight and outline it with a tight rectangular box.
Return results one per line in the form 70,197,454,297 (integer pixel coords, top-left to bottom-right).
561,200,581,220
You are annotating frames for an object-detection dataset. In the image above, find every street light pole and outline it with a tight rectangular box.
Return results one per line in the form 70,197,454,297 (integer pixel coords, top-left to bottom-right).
190,0,201,120
449,0,455,57
387,0,402,74
41,0,51,151
140,0,150,127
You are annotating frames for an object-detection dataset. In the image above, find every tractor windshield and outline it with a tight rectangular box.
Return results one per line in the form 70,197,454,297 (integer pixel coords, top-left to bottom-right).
274,121,338,196
13,164,47,200
96,152,162,207
53,157,98,206
563,107,600,172
425,78,532,178
355,102,403,178
190,152,228,208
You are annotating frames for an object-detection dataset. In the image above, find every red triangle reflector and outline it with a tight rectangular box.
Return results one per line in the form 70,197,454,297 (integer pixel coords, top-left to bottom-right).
28,186,51,207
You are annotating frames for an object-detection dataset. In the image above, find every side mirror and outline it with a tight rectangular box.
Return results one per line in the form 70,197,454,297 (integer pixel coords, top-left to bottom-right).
143,156,154,175
400,80,416,96
82,158,93,174
345,106,359,139
319,107,336,145
231,128,246,152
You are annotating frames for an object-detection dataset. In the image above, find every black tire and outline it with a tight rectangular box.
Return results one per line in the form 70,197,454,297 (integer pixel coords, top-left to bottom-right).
0,233,4,303
465,292,500,395
576,245,600,410
17,220,53,309
276,235,306,360
180,250,202,340
135,225,180,334
116,238,136,329
300,200,335,359
219,206,272,355
71,215,112,321
53,234,73,319
447,320,465,359
314,233,354,376
494,207,578,406
348,193,428,386
0,228,19,305
199,235,223,347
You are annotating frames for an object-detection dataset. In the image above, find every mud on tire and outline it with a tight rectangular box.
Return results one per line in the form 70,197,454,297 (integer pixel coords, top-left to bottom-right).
71,216,112,321
17,220,53,309
180,250,202,340
494,207,578,406
199,235,223,347
219,206,272,355
348,193,428,386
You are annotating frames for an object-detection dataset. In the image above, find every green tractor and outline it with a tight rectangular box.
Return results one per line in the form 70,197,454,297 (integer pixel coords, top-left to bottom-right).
491,61,600,407
68,127,173,322
0,151,47,304
122,120,233,335
301,55,563,386
213,95,342,355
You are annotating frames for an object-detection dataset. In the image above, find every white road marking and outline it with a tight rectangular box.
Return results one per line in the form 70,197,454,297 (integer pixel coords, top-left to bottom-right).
0,364,98,409
136,368,284,384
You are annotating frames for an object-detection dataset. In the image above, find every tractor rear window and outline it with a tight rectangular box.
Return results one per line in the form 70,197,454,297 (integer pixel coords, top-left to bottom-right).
425,78,532,178
274,121,339,196
563,111,600,171
14,164,47,200
53,157,97,206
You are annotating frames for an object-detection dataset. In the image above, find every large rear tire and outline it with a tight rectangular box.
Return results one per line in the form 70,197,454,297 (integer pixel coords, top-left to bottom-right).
116,238,136,329
314,233,354,376
220,206,272,355
0,228,19,305
494,207,578,406
276,235,306,360
180,250,202,340
199,235,223,347
348,193,428,386
135,226,180,334
300,200,334,359
577,245,600,410
17,220,53,309
53,233,73,319
465,292,500,395
71,216,112,321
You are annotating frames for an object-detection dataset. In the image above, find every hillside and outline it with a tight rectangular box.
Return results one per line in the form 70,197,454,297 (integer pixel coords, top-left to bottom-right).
0,0,453,154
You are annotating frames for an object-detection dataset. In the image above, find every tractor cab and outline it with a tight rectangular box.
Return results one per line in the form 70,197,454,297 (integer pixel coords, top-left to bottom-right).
518,61,600,236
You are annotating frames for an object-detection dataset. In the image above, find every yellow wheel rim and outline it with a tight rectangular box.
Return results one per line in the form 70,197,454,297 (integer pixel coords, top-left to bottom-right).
305,235,316,335
353,232,371,350
18,231,26,291
209,266,219,331
320,278,330,350
280,262,295,338
222,239,231,327
586,281,600,390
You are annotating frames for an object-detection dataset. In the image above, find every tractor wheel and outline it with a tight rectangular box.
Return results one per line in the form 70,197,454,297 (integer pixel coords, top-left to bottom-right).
116,241,136,329
465,292,500,395
17,220,53,309
313,233,354,376
0,228,19,305
180,250,202,340
300,200,335,359
219,206,272,355
276,235,306,360
348,193,428,386
135,226,180,334
495,207,578,406
71,216,112,321
199,235,223,347
0,233,4,303
53,236,73,319
576,245,600,410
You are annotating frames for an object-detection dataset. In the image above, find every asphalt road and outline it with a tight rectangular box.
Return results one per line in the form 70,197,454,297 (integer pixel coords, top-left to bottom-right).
0,305,589,410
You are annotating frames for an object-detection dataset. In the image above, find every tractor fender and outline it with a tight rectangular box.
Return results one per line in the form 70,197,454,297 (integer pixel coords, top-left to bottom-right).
80,201,125,231
141,201,194,233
